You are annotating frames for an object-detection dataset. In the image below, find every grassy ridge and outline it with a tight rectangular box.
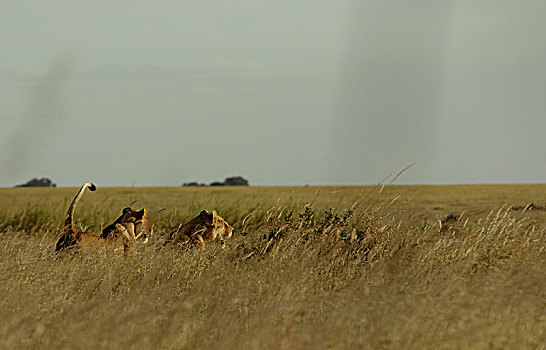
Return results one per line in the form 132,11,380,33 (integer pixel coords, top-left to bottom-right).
0,185,545,349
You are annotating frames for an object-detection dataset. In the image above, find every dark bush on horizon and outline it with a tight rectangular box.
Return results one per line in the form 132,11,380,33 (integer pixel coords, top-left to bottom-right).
15,177,56,188
182,176,249,187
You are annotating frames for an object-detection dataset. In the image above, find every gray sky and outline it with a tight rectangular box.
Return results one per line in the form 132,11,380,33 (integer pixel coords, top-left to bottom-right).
1,1,545,187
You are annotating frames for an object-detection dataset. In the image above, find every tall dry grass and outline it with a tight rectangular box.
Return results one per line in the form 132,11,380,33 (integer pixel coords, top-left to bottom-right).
0,186,544,349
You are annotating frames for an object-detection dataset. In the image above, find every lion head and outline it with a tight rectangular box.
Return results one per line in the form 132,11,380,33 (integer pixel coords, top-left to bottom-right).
201,210,233,245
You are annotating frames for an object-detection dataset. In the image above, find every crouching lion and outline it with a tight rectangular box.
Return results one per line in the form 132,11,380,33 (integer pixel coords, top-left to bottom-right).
166,209,233,249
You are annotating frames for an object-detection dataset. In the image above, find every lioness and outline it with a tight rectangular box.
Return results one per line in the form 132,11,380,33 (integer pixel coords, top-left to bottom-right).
167,209,233,249
55,183,150,252
101,207,150,240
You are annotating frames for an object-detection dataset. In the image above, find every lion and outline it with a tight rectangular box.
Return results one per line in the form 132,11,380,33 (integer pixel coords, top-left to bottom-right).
166,209,233,249
55,183,150,252
100,207,151,241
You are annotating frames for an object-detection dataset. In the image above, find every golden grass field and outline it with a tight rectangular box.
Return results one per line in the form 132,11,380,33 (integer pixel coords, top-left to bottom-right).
0,185,545,349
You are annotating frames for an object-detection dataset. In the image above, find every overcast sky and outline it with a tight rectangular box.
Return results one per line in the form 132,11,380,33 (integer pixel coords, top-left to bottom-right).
1,1,545,187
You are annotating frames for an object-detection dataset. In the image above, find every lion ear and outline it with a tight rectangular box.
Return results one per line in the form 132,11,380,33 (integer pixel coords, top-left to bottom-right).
200,209,209,215
123,207,132,213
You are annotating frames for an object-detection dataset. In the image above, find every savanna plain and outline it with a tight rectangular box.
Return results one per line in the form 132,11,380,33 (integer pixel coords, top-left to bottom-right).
0,185,544,349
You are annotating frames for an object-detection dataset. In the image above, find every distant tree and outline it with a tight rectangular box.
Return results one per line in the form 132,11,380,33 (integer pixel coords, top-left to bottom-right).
16,177,56,187
182,182,206,187
224,176,249,186
182,176,250,187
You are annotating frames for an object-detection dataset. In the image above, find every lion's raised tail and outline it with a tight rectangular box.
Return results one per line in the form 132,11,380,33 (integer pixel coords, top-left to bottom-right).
63,182,96,233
